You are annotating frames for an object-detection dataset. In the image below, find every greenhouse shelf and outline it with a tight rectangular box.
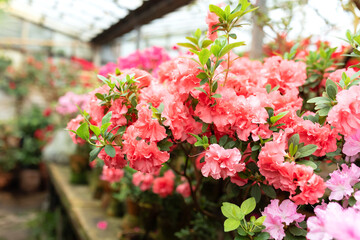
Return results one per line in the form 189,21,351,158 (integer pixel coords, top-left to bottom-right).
47,163,121,240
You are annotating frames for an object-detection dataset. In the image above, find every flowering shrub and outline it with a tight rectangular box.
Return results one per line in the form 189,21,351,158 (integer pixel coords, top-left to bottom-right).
68,0,360,239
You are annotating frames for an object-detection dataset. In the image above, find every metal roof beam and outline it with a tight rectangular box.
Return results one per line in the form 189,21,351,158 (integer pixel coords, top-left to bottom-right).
91,0,194,45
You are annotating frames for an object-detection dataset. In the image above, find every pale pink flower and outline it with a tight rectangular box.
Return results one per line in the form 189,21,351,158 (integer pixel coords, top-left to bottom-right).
132,172,154,191
326,164,360,201
201,144,244,179
343,129,360,156
262,199,305,240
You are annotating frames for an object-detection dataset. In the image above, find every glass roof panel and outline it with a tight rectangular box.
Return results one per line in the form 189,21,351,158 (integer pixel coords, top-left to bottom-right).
6,0,146,41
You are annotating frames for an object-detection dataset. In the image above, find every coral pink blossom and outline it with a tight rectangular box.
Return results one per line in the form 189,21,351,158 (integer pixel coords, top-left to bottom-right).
291,173,325,205
343,129,360,156
66,114,86,144
328,85,360,136
152,175,174,198
123,126,169,173
108,99,128,129
230,174,248,187
132,172,154,191
262,199,305,240
98,147,127,169
133,104,167,142
201,144,244,179
101,166,124,183
97,221,108,230
99,62,117,77
263,56,307,94
325,68,357,90
205,8,219,41
163,95,202,143
294,119,339,156
176,182,193,198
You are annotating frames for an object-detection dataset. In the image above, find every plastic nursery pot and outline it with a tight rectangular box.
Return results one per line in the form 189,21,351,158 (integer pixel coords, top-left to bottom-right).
69,154,88,184
19,168,41,193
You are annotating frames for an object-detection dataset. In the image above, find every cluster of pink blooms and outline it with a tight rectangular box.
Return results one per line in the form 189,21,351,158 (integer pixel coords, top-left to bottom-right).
262,199,305,240
67,51,346,206
307,201,360,240
99,46,170,77
132,170,192,198
101,165,124,183
56,92,90,115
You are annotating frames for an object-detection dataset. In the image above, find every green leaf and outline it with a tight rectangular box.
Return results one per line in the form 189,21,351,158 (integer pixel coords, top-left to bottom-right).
254,232,270,240
102,111,113,125
261,184,276,198
199,48,212,66
221,202,243,220
97,74,110,84
237,227,247,236
265,84,271,93
209,4,226,20
210,135,217,144
288,134,300,148
89,147,102,162
177,42,198,51
349,196,356,206
297,160,317,170
201,39,213,48
212,93,222,98
194,28,202,40
240,197,256,215
104,145,116,158
297,144,318,158
254,216,266,226
224,141,236,149
235,236,250,240
197,72,208,80
219,135,229,146
307,97,331,104
95,93,105,101
100,122,112,135
288,226,307,237
224,218,240,232
354,182,360,189
89,125,101,136
157,103,165,113
250,184,261,203
157,139,173,151
194,87,208,95
326,84,337,100
270,111,289,124
219,42,245,57
76,122,89,140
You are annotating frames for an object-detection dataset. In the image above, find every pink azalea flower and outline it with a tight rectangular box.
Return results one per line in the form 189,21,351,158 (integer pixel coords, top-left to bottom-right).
101,166,124,183
98,147,127,169
132,171,154,191
326,164,360,201
328,85,360,137
134,104,167,142
176,182,193,198
66,114,86,145
343,129,360,156
152,174,174,198
201,144,245,180
262,199,305,240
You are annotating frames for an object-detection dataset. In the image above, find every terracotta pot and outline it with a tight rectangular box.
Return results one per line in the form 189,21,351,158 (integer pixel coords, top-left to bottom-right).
19,169,41,193
0,170,13,189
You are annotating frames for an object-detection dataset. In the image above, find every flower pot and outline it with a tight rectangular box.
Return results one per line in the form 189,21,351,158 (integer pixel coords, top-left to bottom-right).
19,169,41,193
69,154,88,184
0,170,14,189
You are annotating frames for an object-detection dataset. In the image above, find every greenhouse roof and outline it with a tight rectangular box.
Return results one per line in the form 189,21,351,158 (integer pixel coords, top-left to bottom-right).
6,0,192,43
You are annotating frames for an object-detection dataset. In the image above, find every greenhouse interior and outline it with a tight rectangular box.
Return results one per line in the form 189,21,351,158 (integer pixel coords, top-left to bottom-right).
1,0,360,239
